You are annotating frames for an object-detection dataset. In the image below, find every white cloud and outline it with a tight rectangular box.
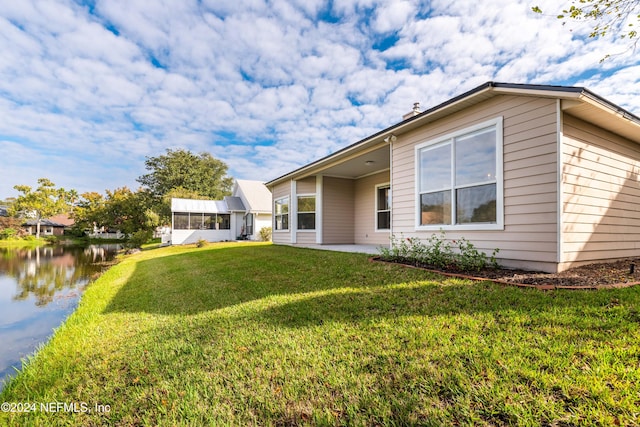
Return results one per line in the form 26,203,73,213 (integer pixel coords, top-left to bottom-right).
0,0,638,198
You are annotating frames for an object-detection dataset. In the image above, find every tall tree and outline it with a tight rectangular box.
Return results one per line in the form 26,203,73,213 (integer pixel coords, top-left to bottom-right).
73,188,158,247
72,191,106,234
533,0,640,59
9,178,70,239
101,187,158,236
137,149,234,200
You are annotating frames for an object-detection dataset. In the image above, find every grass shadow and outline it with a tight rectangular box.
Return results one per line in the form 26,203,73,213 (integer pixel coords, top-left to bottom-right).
250,277,640,332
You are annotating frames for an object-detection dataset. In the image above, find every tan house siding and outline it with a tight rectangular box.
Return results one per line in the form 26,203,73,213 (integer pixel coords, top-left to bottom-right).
392,94,560,271
295,232,317,245
322,177,355,244
561,113,640,267
272,181,291,244
354,171,390,245
296,177,316,194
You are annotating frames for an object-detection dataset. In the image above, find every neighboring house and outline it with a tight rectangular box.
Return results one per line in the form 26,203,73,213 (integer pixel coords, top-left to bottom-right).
24,219,67,236
170,180,272,245
226,179,273,239
23,213,74,237
266,82,640,273
0,206,8,217
48,213,75,230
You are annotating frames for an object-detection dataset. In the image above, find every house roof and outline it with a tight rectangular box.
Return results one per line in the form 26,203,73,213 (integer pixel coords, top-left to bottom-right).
23,219,68,227
266,81,640,187
234,180,272,213
0,206,7,217
171,198,230,214
48,213,74,226
223,196,246,212
171,181,273,215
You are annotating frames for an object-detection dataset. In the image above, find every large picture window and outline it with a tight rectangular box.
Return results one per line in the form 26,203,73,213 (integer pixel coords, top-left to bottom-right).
274,197,289,231
376,184,390,230
416,118,503,230
297,195,316,230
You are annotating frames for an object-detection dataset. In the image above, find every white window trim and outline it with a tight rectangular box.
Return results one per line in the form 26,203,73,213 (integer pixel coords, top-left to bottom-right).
273,196,290,232
296,193,316,232
375,182,391,232
414,117,504,231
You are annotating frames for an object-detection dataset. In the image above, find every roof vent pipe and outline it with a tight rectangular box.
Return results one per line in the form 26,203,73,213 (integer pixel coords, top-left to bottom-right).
402,102,421,120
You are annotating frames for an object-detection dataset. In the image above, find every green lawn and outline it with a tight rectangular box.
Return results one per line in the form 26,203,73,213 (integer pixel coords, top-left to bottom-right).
1,242,639,426
0,238,48,248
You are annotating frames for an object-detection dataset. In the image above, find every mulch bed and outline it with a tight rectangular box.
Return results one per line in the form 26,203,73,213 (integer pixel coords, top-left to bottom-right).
371,257,640,290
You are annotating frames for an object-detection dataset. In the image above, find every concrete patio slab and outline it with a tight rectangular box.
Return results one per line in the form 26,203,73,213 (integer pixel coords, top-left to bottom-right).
290,244,384,255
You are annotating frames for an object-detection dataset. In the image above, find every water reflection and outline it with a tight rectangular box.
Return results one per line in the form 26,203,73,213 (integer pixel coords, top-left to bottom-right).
0,245,117,307
0,244,120,389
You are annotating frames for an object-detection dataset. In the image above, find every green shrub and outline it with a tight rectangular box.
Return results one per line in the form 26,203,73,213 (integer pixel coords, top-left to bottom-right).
380,231,499,272
23,235,37,241
125,230,153,249
0,228,17,240
258,227,272,242
44,235,58,244
196,239,208,248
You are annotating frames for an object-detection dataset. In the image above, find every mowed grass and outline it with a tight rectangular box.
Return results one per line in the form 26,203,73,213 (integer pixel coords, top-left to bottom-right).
1,242,639,426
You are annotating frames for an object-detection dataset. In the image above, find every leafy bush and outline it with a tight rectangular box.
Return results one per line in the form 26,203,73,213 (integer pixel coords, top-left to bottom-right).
0,228,17,240
379,231,499,272
125,230,153,249
44,235,58,244
23,235,37,241
258,227,272,242
196,239,208,248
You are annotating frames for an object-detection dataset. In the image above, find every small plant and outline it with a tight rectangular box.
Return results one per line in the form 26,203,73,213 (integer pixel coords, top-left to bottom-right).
258,227,272,242
425,230,455,269
379,231,500,272
196,239,208,248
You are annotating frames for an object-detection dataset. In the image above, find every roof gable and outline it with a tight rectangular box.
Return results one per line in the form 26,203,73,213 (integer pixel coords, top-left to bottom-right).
233,180,272,213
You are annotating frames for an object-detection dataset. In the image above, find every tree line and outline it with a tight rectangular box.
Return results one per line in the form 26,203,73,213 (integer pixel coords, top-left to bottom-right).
2,149,233,246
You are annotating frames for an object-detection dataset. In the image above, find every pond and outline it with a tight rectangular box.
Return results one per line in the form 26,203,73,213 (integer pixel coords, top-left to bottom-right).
0,244,120,390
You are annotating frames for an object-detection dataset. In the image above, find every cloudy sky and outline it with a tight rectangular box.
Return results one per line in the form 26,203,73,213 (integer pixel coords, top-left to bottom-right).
1,0,639,199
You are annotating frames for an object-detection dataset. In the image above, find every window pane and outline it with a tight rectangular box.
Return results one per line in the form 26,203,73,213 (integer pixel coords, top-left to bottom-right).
174,213,189,230
275,198,288,215
275,214,289,230
204,214,216,229
455,127,496,186
297,196,315,212
456,184,496,224
191,213,204,230
377,186,390,210
218,214,231,230
420,143,451,192
377,211,390,230
298,213,315,230
420,191,451,225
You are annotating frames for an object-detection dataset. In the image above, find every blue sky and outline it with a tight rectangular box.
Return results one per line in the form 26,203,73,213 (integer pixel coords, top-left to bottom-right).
1,0,639,199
